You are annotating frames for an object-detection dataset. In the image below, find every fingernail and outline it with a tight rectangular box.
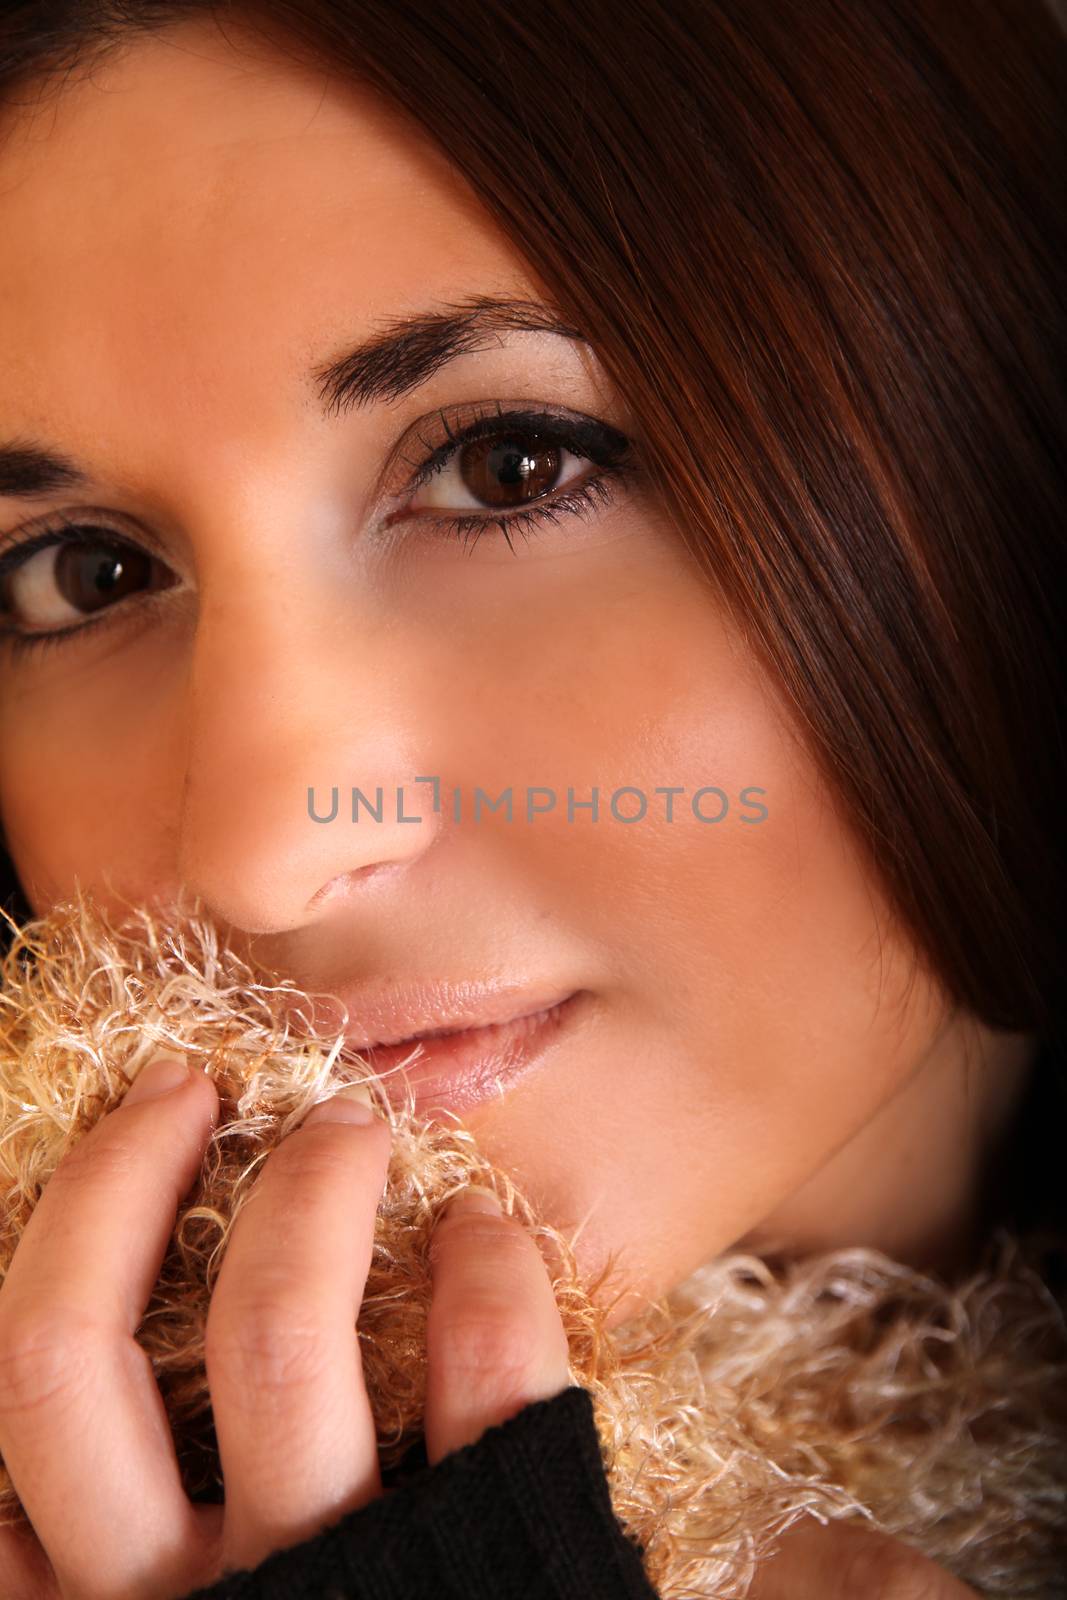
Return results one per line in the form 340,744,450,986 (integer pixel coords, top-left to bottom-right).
123,1054,191,1106
302,1082,380,1127
443,1184,503,1220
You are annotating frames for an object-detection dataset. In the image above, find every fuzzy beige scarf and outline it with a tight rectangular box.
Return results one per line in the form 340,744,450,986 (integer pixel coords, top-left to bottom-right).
0,891,1064,1598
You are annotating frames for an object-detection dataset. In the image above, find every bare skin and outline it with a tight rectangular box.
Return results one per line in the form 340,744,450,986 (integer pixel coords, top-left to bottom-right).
0,17,1026,1595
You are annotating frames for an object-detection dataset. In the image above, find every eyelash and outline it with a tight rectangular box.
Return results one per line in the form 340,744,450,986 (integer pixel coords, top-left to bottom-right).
400,402,635,554
0,404,639,658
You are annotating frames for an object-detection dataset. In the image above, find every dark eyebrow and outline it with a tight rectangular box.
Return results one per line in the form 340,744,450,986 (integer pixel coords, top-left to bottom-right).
0,294,588,501
313,293,587,415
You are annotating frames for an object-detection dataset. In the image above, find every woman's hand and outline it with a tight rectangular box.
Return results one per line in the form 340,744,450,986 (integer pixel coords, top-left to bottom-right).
0,1056,571,1600
749,1512,982,1599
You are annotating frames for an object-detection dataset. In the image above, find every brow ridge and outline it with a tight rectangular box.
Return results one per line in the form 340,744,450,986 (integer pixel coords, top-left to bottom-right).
311,292,587,414
0,293,587,499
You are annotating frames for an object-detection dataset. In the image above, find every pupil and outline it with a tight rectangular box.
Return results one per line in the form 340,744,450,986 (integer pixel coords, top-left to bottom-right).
462,432,561,508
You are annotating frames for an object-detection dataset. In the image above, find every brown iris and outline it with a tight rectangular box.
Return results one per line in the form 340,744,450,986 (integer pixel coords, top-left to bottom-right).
53,541,154,614
458,432,562,509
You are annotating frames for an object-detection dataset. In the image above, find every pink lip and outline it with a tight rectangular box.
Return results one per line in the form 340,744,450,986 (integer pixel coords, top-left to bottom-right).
355,993,584,1114
283,981,585,1115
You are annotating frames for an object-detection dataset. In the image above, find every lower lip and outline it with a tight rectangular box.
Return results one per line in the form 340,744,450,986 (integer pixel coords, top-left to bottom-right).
349,991,585,1115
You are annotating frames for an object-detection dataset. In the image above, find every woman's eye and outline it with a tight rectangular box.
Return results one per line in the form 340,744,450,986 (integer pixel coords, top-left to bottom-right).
413,429,578,513
0,531,178,640
397,407,637,551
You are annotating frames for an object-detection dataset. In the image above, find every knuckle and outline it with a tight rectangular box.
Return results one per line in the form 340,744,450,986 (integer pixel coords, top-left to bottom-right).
238,1139,374,1253
45,1120,192,1221
432,1303,542,1395
261,1130,365,1209
839,1532,949,1600
429,1211,530,1269
0,1311,101,1419
51,1128,141,1195
205,1295,330,1397
430,1214,553,1399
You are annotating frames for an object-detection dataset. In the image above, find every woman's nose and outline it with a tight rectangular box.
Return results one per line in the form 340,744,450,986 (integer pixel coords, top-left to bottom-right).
175,568,442,937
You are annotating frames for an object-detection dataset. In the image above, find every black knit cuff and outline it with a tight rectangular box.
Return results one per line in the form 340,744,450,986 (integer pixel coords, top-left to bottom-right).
181,1384,660,1600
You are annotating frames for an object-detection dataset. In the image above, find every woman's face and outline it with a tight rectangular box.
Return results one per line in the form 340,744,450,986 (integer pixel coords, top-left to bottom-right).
0,21,1009,1322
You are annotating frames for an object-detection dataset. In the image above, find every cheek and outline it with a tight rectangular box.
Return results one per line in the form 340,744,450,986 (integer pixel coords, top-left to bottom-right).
450,568,947,1304
0,649,180,914
445,548,896,1061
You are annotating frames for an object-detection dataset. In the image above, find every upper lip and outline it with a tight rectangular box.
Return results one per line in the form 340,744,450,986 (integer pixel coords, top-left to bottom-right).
284,978,577,1053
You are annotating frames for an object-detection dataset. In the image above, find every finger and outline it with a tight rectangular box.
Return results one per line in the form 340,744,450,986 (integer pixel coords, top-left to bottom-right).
424,1185,572,1466
0,1056,218,1599
205,1084,391,1575
749,1514,982,1599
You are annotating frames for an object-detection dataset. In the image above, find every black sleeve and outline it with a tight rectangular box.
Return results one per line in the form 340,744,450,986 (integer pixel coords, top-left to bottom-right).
180,1384,661,1600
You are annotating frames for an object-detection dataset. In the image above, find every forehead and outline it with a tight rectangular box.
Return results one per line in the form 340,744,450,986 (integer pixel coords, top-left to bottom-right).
0,19,531,468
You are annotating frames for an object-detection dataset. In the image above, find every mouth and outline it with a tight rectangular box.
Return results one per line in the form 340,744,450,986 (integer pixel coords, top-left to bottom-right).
343,991,587,1116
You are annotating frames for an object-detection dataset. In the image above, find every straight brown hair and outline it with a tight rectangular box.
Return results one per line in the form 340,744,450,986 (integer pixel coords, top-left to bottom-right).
1,0,1064,1042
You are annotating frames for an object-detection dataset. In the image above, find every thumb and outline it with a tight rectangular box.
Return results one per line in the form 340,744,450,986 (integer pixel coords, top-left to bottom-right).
748,1514,981,1599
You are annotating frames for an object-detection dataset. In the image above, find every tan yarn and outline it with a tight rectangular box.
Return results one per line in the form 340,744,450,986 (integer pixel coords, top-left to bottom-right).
0,889,1064,1598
